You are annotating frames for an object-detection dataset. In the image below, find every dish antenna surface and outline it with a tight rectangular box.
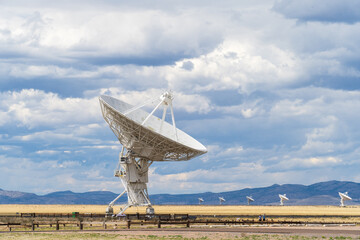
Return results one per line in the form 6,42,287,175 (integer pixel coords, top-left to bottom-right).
219,197,226,205
279,194,289,206
339,192,352,207
99,92,207,216
198,198,204,205
246,196,254,205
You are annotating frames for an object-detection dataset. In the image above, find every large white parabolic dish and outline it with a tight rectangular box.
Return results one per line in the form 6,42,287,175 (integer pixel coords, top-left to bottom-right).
99,95,207,161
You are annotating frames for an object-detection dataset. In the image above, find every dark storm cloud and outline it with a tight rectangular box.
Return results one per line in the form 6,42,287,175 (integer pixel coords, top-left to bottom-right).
273,0,360,24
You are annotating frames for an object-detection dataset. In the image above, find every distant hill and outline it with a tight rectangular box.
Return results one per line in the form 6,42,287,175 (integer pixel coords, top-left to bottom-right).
0,190,118,204
1,180,359,205
151,180,360,205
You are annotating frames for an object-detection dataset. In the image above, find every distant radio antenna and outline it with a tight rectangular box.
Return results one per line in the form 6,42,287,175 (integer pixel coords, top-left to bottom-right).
246,196,254,205
339,192,352,207
198,198,204,205
279,194,289,206
219,197,226,205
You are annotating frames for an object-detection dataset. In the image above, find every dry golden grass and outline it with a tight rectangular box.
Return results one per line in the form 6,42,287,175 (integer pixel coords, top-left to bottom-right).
147,205,360,216
1,204,360,216
0,204,107,215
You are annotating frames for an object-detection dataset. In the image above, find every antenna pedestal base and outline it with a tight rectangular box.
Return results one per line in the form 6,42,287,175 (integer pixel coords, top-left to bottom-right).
105,206,114,217
107,153,154,216
146,206,155,215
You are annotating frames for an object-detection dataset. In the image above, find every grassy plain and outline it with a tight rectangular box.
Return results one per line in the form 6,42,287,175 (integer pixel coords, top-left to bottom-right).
1,204,360,216
1,205,360,239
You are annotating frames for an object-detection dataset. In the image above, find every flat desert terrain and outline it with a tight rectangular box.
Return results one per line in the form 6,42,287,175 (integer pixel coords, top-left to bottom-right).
1,204,360,216
1,205,360,239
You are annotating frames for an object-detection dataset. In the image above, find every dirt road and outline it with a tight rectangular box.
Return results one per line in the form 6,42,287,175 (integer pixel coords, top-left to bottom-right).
115,225,360,237
1,225,360,238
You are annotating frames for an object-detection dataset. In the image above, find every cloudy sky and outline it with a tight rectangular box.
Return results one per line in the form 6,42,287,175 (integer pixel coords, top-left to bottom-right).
1,0,360,195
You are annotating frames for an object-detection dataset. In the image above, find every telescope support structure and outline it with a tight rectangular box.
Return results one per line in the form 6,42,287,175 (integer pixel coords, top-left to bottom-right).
106,148,154,217
100,91,207,217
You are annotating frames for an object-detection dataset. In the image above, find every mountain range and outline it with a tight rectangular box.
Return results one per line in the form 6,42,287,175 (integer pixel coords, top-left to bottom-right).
1,180,359,205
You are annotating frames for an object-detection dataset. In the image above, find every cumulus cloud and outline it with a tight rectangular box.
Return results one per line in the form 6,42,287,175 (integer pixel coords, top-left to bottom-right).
91,88,213,115
1,0,360,195
0,154,121,194
165,40,301,94
2,0,360,97
36,150,61,155
0,89,100,128
273,0,360,24
149,162,267,193
0,4,223,66
272,156,343,171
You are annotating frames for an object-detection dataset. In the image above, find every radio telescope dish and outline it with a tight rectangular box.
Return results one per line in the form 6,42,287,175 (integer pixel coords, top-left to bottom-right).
339,192,352,207
198,198,204,205
279,194,289,206
219,197,226,205
246,196,254,205
99,91,207,216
